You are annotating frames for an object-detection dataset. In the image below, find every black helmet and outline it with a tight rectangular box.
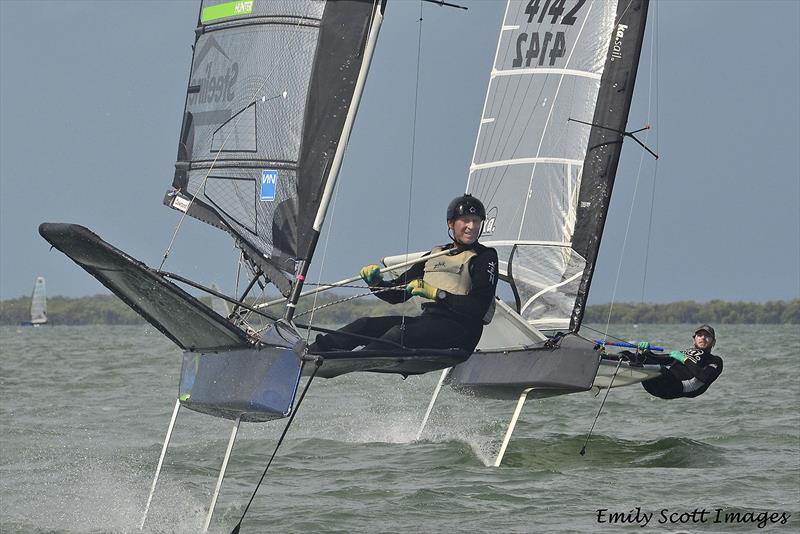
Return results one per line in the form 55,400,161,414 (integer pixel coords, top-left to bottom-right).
446,194,486,221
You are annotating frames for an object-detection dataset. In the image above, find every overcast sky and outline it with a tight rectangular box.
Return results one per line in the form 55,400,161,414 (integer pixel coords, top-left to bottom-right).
1,0,798,304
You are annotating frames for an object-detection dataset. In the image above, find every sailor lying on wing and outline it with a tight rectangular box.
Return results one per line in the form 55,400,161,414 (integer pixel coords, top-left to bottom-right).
308,194,498,355
622,324,724,399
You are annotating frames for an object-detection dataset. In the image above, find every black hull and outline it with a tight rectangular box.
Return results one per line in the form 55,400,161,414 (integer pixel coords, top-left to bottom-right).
447,335,601,400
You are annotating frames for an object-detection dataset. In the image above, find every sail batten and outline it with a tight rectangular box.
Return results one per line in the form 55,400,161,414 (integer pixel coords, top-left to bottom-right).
492,67,602,80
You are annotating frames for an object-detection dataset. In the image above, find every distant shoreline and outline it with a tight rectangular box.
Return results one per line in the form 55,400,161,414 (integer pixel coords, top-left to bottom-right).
2,294,797,326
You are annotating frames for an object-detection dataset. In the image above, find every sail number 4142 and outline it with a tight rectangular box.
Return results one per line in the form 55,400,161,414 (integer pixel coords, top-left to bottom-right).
512,0,587,68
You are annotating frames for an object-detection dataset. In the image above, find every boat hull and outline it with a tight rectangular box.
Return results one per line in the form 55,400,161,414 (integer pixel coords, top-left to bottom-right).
179,321,304,422
447,334,601,400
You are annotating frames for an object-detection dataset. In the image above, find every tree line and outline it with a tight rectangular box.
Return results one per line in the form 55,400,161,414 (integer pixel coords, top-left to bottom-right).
1,294,797,326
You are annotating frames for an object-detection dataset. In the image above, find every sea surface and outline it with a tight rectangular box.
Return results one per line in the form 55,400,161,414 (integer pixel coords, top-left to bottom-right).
1,324,798,533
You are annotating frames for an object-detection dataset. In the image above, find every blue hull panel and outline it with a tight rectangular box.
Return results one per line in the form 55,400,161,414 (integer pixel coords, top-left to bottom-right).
179,346,302,422
179,320,304,422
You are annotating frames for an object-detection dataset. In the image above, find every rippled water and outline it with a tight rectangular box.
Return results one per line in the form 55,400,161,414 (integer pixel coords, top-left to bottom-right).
1,324,798,533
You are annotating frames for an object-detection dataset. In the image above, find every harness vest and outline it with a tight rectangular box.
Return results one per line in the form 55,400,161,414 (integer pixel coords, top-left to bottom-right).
422,246,495,324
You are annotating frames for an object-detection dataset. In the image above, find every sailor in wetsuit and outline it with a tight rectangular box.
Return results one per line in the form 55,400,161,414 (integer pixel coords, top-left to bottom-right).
633,324,723,399
308,194,498,355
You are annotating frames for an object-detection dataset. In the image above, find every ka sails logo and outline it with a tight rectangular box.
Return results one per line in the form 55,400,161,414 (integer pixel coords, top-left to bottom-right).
187,35,239,105
610,23,628,62
482,206,498,236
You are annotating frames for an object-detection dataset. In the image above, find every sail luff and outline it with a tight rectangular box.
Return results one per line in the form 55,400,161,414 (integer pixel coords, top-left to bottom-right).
310,4,384,235
570,0,650,331
286,0,387,319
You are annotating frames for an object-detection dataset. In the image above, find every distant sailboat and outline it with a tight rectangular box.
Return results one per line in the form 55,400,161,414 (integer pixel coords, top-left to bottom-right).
210,284,231,318
21,276,47,327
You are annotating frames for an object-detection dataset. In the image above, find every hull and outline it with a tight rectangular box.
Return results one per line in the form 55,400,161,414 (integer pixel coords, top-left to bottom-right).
447,334,601,400
306,348,470,379
179,321,304,422
447,334,662,400
594,360,661,390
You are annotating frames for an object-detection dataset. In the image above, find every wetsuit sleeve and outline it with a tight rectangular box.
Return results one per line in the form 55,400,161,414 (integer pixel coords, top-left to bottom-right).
371,261,425,304
438,247,498,322
682,356,723,385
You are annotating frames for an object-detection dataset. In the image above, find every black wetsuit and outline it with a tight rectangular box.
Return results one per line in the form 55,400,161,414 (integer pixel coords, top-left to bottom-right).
309,242,498,354
636,348,724,399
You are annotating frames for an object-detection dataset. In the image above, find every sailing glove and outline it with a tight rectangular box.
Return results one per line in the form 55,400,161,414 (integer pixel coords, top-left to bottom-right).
406,279,438,300
668,350,687,364
637,341,650,351
359,264,382,285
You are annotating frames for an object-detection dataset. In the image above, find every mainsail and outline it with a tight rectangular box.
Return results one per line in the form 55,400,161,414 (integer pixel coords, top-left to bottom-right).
29,276,47,325
166,0,386,298
467,0,649,332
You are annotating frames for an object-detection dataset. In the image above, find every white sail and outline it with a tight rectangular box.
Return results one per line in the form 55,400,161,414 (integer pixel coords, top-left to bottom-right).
29,276,47,325
467,0,642,332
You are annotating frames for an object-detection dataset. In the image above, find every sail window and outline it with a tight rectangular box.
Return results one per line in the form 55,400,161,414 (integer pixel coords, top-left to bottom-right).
211,103,257,152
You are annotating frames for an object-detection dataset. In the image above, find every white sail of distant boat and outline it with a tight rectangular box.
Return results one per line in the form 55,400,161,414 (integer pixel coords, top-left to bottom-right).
210,284,230,318
21,276,47,326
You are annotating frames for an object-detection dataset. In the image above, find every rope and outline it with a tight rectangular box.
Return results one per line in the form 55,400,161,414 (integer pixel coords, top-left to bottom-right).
579,354,623,456
396,1,426,345
302,159,343,344
229,357,322,534
294,286,400,319
581,4,660,456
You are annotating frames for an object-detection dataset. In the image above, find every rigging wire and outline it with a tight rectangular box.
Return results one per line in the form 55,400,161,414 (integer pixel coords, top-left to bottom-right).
640,1,660,303
584,2,660,455
301,162,344,343
600,4,657,340
294,286,401,319
397,0,427,344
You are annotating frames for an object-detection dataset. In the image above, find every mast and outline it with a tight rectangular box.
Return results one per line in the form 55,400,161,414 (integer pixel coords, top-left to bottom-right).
285,0,387,320
570,0,650,330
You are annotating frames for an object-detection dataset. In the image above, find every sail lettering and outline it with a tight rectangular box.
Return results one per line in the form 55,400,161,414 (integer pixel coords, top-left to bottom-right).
610,24,628,62
513,31,566,67
524,0,585,26
513,0,585,68
187,61,239,105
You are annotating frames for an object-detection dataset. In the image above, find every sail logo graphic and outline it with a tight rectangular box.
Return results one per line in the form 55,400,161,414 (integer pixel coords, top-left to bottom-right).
482,206,498,236
610,24,628,62
187,36,239,105
260,170,277,201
